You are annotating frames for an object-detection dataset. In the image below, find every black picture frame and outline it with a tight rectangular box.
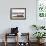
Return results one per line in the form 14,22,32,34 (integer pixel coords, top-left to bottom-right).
10,8,26,20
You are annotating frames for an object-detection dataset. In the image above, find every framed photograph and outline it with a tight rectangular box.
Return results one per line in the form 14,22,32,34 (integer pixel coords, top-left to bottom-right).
10,8,26,20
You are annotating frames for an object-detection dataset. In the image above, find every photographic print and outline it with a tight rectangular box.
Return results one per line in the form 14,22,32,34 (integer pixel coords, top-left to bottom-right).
10,8,26,20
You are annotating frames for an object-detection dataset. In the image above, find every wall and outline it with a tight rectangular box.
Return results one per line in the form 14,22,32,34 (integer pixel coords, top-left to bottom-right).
0,0,37,42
